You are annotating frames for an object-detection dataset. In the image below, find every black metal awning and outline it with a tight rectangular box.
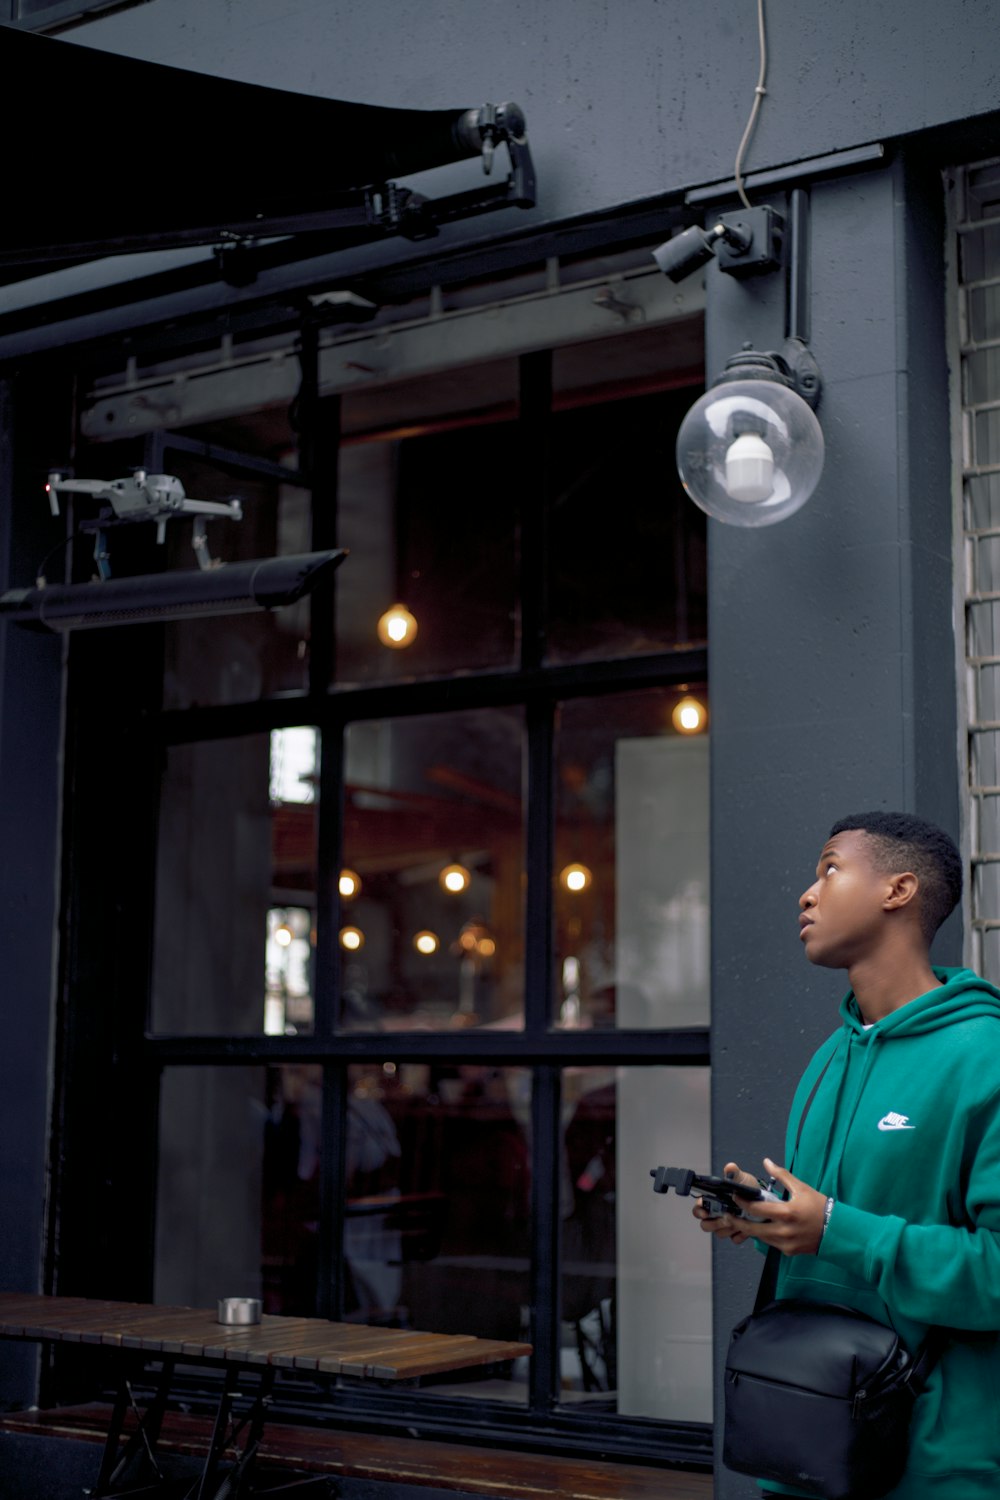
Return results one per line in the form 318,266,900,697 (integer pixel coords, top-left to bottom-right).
0,27,535,275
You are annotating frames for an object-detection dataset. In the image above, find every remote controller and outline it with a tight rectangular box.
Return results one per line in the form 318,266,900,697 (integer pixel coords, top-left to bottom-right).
650,1165,780,1220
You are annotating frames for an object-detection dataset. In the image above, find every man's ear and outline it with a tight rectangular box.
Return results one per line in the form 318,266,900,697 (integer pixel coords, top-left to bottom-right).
883,871,919,911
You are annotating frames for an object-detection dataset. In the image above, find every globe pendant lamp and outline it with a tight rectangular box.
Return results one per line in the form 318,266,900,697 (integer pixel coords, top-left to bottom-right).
676,340,824,528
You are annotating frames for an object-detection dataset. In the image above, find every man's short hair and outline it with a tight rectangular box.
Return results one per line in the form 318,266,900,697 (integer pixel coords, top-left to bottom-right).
829,811,963,940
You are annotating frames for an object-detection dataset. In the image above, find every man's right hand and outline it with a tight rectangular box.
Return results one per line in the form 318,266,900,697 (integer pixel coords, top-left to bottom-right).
692,1161,761,1245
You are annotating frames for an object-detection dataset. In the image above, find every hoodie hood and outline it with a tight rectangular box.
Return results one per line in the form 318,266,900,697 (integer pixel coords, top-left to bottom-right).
839,965,1000,1037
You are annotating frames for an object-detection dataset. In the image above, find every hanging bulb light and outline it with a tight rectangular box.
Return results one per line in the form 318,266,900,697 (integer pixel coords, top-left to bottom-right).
559,862,593,893
339,925,365,951
439,862,471,894
377,603,418,648
339,869,362,900
413,930,440,955
676,342,824,527
672,696,708,734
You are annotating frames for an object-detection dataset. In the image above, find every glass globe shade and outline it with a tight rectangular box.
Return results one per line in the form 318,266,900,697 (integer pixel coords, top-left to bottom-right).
676,379,824,527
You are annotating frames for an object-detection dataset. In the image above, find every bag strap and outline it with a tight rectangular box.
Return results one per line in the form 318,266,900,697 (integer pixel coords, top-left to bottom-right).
754,1047,836,1311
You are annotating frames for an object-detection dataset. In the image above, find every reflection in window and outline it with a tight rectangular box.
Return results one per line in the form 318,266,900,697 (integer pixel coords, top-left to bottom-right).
554,688,710,1030
547,391,707,663
265,907,314,1035
335,426,519,686
344,1062,531,1401
151,729,318,1036
558,1065,710,1421
159,456,312,710
341,709,524,1031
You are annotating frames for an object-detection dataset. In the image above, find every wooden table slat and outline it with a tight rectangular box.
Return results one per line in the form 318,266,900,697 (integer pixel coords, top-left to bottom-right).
0,1294,531,1379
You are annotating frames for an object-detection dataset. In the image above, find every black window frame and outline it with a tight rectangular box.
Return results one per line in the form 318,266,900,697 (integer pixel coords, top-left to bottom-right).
48,341,712,1471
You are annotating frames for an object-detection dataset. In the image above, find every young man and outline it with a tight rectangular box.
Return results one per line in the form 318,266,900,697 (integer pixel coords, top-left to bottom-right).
697,811,1000,1499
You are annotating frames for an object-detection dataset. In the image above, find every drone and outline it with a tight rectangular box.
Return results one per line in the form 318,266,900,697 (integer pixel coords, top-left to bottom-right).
46,468,243,579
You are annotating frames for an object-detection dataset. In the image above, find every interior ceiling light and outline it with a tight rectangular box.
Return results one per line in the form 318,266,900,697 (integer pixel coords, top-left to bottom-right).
339,869,362,900
340,926,365,952
0,550,347,631
672,696,708,734
440,863,471,894
413,930,440,955
377,603,418,648
559,863,593,893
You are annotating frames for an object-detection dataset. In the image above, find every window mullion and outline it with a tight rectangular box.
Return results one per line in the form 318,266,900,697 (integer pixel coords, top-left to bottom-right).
518,349,552,674
528,1062,561,1411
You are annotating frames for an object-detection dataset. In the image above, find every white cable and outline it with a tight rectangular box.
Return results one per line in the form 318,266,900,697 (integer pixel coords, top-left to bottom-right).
733,0,768,211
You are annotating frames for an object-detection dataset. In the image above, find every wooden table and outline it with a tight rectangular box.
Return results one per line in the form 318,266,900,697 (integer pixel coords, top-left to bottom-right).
0,1292,531,1498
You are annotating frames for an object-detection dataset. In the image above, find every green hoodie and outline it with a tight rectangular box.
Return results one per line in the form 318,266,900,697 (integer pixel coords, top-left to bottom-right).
760,967,1000,1500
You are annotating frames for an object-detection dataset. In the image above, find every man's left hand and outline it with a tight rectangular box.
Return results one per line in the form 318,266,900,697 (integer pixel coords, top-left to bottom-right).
745,1158,828,1257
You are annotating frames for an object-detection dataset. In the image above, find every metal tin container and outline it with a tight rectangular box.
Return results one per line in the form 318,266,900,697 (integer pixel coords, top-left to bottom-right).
216,1297,262,1326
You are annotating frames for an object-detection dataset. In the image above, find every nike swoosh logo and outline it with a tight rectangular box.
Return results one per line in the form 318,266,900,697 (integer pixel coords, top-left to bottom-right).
877,1120,915,1132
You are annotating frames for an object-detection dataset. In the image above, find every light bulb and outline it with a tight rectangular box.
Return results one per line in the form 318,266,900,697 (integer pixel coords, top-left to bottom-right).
340,925,364,951
413,930,439,955
339,869,361,899
439,863,471,894
672,696,707,734
559,862,592,893
724,431,774,503
377,603,418,648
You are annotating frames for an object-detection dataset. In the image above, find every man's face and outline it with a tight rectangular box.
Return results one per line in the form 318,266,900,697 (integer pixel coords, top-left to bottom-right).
798,829,894,969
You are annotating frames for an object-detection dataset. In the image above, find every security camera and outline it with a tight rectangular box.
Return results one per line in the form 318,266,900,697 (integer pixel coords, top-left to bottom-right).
652,207,782,283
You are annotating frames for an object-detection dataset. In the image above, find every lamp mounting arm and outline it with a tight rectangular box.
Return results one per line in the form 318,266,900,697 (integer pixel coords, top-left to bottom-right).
715,339,822,412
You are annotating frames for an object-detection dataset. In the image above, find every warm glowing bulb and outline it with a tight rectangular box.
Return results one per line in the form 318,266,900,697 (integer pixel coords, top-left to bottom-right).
440,863,471,894
339,869,361,899
377,604,418,648
274,924,293,947
340,925,364,951
560,863,592,893
477,937,496,957
672,696,707,734
413,930,439,955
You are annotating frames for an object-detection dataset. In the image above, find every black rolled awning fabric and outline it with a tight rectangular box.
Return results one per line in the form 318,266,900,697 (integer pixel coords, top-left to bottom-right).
1,26,492,267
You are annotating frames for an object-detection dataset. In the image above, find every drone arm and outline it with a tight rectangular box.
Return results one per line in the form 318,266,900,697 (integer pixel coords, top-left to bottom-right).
178,498,244,521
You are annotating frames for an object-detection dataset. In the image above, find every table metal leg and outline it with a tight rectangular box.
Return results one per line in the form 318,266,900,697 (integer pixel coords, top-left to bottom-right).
90,1359,173,1497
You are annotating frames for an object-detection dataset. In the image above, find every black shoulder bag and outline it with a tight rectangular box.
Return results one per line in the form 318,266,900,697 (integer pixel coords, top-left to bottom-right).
722,1054,941,1500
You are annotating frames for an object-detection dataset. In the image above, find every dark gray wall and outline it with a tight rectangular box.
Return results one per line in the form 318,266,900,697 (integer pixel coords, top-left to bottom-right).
707,157,959,1496
0,378,65,1408
68,0,1000,233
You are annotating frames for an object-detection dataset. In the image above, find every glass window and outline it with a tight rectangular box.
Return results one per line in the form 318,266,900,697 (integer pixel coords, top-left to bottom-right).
335,424,519,685
346,1062,531,1401
554,688,709,1028
150,728,317,1035
546,391,707,663
159,453,313,710
156,1064,273,1310
341,708,524,1031
556,1065,711,1420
